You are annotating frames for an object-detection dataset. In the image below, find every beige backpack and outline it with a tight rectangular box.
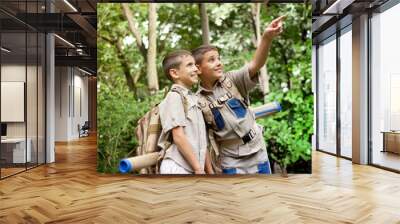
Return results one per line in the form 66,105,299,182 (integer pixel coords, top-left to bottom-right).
134,87,188,174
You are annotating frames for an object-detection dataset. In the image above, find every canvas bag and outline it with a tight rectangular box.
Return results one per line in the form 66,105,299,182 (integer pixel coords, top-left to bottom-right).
134,87,188,174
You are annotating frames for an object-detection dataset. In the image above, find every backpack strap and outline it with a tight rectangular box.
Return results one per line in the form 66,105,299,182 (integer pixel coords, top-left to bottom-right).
198,94,217,129
207,129,222,174
170,86,189,116
197,75,249,129
219,75,249,107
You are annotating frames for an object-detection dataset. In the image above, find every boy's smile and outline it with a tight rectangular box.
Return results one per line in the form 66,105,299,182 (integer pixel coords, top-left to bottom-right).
198,50,224,85
171,55,199,89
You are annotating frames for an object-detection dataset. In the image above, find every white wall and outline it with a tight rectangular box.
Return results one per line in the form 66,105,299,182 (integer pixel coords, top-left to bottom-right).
55,66,69,141
55,67,89,141
72,72,89,138
1,65,26,139
1,65,25,81
1,65,25,126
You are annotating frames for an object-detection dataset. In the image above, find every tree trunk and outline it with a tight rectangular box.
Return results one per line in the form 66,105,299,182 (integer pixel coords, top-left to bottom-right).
273,162,288,177
117,41,136,93
121,3,147,59
280,163,288,177
251,3,269,99
199,3,210,45
147,3,159,93
98,34,136,94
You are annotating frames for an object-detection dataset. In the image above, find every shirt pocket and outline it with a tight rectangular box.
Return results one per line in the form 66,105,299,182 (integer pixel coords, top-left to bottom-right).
186,103,198,122
226,98,247,119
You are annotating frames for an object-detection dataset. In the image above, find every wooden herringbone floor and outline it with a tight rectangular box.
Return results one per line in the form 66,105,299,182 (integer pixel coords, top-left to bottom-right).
1,135,400,224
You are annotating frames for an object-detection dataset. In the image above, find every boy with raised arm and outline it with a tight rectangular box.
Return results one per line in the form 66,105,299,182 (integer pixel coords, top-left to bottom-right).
192,16,285,174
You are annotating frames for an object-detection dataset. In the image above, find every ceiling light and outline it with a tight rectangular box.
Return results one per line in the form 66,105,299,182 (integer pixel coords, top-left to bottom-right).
63,0,78,12
323,0,355,15
1,47,11,53
76,48,86,55
54,34,75,48
78,67,93,76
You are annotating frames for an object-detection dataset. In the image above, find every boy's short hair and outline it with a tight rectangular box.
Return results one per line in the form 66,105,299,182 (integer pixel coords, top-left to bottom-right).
191,45,219,65
162,50,192,81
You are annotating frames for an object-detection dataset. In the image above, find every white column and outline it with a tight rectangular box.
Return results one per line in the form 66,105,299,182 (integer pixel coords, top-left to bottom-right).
45,0,55,163
312,45,317,151
46,33,55,163
352,14,369,164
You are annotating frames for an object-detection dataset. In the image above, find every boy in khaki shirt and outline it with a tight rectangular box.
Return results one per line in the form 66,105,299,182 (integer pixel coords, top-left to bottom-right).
192,16,285,174
158,50,213,174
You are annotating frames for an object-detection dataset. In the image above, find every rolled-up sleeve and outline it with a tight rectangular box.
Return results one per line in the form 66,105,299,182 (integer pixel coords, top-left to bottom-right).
159,92,187,133
226,64,259,96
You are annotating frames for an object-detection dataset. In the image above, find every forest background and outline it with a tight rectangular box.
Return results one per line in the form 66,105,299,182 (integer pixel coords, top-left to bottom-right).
97,2,313,175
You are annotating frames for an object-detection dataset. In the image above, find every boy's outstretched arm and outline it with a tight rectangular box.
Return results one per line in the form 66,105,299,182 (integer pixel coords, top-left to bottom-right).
172,126,205,174
248,15,286,78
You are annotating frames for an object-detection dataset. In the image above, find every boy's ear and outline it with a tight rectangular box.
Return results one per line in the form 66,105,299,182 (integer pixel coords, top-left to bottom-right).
195,64,201,74
169,68,179,80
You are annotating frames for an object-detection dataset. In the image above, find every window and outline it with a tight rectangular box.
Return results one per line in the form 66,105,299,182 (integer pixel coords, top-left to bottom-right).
339,26,352,158
370,3,400,171
0,1,47,179
317,35,337,154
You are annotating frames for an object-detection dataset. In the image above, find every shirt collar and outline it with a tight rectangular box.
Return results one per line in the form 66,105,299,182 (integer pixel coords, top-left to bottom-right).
171,83,191,95
197,75,225,95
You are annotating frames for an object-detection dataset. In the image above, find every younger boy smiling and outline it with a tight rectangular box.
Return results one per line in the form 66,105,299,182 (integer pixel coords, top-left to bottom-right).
158,50,214,174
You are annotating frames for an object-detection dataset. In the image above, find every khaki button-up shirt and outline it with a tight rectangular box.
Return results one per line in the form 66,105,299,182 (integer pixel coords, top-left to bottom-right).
197,64,267,165
157,84,207,172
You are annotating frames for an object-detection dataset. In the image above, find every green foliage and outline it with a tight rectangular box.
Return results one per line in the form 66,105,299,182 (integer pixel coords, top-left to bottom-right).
97,79,165,173
256,4,313,171
97,3,312,173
